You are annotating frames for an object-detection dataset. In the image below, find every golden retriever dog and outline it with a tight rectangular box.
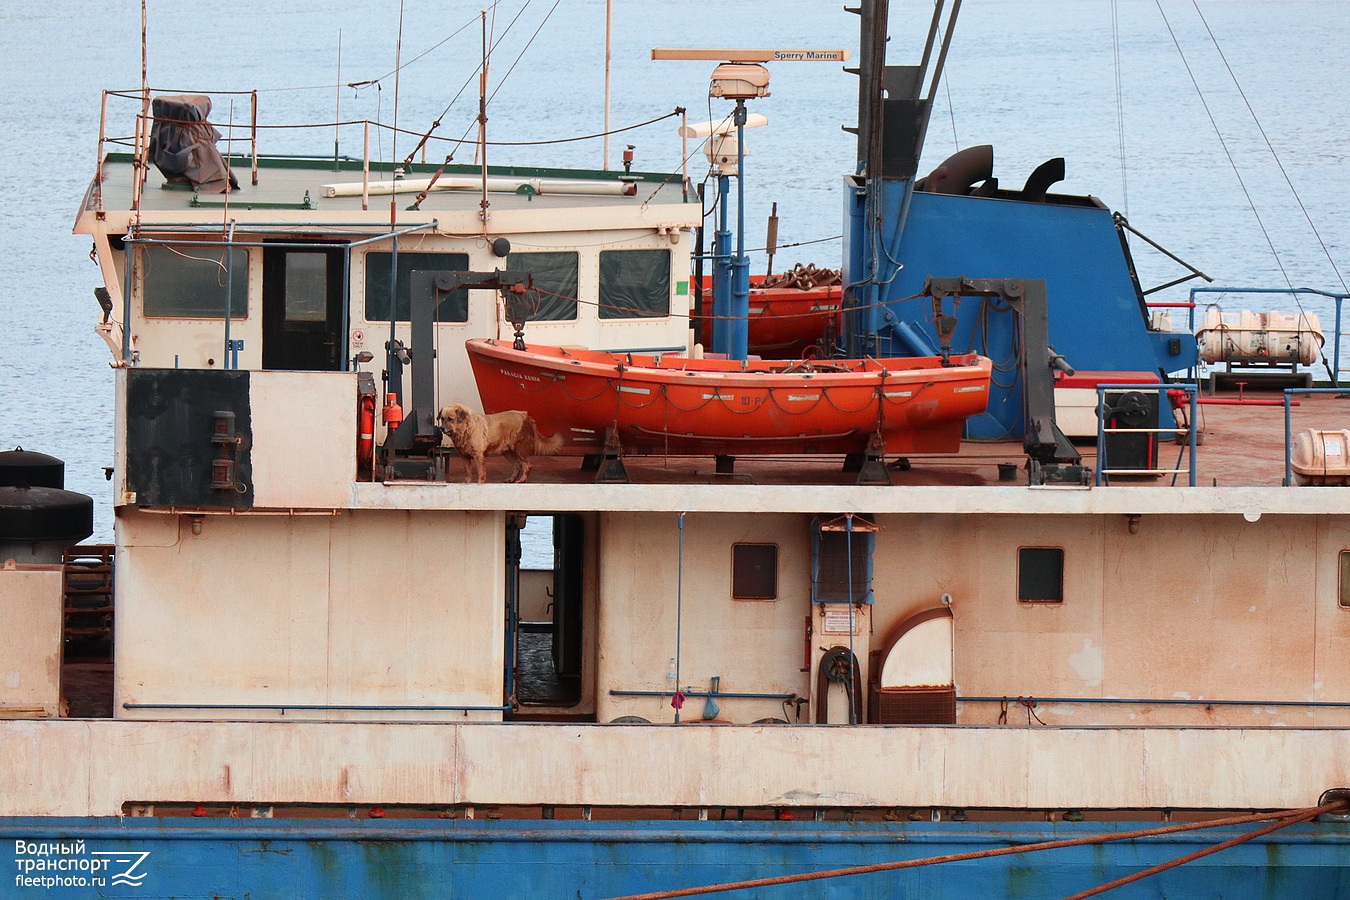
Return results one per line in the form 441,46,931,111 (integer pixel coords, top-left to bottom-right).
438,404,562,484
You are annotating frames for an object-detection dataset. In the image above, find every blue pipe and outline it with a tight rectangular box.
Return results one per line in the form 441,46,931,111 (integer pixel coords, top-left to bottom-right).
123,222,439,251
122,703,511,712
729,105,749,361
961,695,1350,708
712,174,732,355
341,248,352,371
223,220,236,369
609,690,797,701
120,237,134,363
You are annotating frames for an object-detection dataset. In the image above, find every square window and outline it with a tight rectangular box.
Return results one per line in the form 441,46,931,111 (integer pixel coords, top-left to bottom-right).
1018,547,1064,603
1340,551,1350,608
506,251,579,321
142,245,247,318
364,251,469,322
732,543,778,600
598,249,670,319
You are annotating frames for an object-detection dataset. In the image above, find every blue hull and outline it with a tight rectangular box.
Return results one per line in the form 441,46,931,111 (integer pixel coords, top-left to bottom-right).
5,818,1349,898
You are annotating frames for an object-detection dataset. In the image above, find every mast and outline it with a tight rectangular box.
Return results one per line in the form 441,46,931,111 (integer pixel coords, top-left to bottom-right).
843,0,960,356
603,0,613,170
479,9,490,230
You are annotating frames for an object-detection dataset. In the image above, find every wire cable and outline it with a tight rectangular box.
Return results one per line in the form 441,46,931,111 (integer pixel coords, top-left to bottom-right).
1153,0,1295,299
1189,0,1347,295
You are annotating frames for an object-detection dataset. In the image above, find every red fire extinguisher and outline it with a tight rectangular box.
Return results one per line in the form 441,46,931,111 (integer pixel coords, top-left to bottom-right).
382,392,404,432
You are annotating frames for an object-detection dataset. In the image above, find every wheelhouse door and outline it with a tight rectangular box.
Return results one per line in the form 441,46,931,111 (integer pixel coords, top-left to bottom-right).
262,244,346,370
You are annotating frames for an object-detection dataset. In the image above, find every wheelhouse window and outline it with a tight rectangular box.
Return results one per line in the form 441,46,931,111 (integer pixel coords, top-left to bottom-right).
732,543,778,600
598,249,670,319
1018,547,1064,603
141,245,247,318
1339,551,1350,608
364,251,470,322
506,251,579,321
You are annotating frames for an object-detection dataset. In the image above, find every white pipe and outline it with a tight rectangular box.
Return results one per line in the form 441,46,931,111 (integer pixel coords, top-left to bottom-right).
678,113,768,139
322,176,638,198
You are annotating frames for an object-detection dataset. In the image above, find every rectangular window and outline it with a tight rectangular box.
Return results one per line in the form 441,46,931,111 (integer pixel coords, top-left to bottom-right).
364,251,469,322
598,249,670,319
284,252,328,323
1018,547,1064,602
811,516,876,605
732,543,778,600
506,251,579,321
142,245,247,318
1340,551,1350,608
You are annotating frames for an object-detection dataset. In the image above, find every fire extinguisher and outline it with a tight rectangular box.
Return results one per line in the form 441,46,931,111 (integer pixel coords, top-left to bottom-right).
357,394,376,468
382,391,404,432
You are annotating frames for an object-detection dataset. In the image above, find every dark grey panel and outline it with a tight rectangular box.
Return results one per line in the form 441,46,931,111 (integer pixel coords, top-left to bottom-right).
126,369,253,508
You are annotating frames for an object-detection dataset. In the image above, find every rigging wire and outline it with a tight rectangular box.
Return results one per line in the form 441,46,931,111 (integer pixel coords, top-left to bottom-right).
485,0,564,108
1189,0,1348,295
937,13,959,153
1111,0,1129,217
1153,0,1298,302
739,234,842,254
943,75,959,153
401,0,536,167
348,10,484,90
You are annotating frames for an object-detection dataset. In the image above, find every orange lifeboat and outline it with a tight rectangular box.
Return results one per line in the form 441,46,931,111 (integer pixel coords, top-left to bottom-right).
465,339,993,457
693,269,842,358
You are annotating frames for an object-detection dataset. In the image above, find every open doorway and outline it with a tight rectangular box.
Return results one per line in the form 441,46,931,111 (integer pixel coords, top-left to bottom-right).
507,514,584,711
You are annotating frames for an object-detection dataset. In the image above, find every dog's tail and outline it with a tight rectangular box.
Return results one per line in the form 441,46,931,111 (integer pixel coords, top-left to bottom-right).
539,430,564,456
523,414,565,456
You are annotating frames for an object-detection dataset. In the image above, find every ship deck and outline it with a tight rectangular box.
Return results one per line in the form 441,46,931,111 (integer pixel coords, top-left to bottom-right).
449,388,1345,489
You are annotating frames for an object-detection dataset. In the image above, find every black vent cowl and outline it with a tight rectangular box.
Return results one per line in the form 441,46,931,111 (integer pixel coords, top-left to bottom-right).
0,447,64,489
0,486,94,544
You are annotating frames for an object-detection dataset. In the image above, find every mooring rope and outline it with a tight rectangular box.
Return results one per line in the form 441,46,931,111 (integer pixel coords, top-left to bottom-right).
607,801,1346,900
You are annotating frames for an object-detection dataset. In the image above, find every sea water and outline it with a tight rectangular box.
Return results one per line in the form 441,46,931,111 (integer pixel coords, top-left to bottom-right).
1,0,1346,550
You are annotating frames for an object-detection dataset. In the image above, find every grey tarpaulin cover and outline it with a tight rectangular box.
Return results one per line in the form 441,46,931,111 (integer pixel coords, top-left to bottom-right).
147,95,239,194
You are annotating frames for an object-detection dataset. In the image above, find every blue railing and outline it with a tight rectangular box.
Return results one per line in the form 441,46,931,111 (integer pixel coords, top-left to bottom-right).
1187,286,1349,385
1095,384,1198,486
1283,387,1350,486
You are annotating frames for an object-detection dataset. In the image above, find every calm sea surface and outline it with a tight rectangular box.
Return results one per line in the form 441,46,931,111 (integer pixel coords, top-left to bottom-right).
1,0,1346,548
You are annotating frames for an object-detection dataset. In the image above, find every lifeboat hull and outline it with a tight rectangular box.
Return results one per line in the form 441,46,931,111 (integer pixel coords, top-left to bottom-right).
466,340,993,457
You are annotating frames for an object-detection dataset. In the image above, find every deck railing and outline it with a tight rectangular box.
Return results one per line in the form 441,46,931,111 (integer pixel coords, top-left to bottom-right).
1283,387,1350,486
1094,383,1198,486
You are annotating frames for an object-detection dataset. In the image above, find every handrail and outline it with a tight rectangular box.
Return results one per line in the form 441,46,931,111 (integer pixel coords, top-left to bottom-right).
1283,387,1350,486
1095,384,1198,486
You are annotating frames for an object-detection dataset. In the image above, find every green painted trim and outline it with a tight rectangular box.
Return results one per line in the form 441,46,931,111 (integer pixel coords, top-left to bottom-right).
104,152,682,184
